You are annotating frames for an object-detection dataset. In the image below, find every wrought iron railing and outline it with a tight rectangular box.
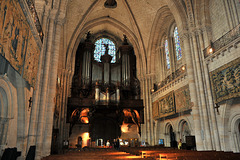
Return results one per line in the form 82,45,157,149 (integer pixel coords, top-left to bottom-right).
26,0,44,42
204,24,240,58
153,64,187,91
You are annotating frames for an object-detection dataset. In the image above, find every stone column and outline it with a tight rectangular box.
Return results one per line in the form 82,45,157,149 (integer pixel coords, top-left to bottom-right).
191,32,213,150
63,71,73,141
141,74,155,145
57,69,66,152
180,33,204,150
140,77,147,143
26,29,45,151
144,77,151,144
154,120,158,145
35,9,57,160
27,3,49,155
148,75,154,145
0,118,9,155
198,29,221,151
35,0,45,24
42,16,65,157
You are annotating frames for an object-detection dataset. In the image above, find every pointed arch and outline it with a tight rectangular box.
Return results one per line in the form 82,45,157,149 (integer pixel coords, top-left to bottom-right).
147,2,188,75
66,16,146,79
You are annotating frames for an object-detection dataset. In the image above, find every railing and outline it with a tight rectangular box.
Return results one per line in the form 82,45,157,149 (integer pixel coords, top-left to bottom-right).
153,65,186,92
204,23,240,58
26,0,44,42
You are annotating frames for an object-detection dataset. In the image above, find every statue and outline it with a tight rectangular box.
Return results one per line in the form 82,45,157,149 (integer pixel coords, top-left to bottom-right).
104,44,109,54
123,34,128,45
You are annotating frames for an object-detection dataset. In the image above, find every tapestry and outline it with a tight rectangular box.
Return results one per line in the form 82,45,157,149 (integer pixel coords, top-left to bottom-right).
210,58,240,103
175,85,191,112
0,0,40,87
158,91,175,118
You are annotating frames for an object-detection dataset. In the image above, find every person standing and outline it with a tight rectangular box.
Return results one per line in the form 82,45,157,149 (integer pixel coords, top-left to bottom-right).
178,139,182,149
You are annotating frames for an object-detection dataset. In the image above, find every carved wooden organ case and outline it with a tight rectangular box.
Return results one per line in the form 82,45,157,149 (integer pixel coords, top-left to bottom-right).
67,33,144,141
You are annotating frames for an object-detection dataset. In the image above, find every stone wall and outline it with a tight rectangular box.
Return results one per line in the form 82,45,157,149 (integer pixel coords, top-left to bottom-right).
0,0,41,158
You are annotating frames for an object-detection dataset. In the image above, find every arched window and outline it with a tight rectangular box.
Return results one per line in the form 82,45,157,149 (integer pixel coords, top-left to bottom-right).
94,38,116,63
173,27,182,60
164,39,170,69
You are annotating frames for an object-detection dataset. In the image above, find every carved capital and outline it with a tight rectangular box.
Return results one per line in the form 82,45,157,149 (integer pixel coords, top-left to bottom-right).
179,32,190,42
56,12,66,25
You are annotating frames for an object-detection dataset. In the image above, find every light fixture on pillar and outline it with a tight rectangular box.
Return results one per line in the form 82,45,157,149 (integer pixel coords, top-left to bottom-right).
181,65,185,71
208,41,214,54
151,88,155,93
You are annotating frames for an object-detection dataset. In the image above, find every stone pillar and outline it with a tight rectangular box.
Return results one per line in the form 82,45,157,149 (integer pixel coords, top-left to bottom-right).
26,28,45,152
144,77,151,144
191,32,213,150
154,120,158,145
180,33,204,150
0,118,9,155
148,75,154,145
57,69,67,152
63,71,73,141
141,74,155,145
140,77,147,143
42,16,65,157
198,29,221,151
27,3,49,156
35,0,45,24
35,9,57,160
41,6,51,35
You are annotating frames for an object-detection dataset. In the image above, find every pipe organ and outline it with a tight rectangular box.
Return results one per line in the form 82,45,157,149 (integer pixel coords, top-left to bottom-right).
67,32,144,142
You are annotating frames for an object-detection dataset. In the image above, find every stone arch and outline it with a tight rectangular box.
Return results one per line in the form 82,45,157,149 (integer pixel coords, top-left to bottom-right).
66,16,146,79
0,75,18,152
164,121,175,147
0,77,14,119
177,119,192,143
228,113,240,152
147,2,188,78
221,100,233,151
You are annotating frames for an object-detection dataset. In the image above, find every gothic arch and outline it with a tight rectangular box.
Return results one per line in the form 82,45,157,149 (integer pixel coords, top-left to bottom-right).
228,112,240,152
0,76,15,119
222,100,233,151
148,2,188,76
177,119,192,142
66,16,146,79
0,75,18,149
147,6,174,74
164,121,175,147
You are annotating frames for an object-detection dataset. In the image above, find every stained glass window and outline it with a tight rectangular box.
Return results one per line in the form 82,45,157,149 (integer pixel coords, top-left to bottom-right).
174,27,182,60
94,38,116,63
165,39,170,69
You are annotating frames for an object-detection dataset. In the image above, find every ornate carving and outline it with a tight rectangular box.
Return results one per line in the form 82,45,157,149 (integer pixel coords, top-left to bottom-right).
204,24,240,58
154,64,186,91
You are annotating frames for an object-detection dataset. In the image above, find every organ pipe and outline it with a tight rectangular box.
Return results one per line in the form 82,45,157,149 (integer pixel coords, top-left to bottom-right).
81,32,94,88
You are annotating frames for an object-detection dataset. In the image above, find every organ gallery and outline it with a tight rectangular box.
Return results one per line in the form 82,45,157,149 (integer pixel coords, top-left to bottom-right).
0,0,240,159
